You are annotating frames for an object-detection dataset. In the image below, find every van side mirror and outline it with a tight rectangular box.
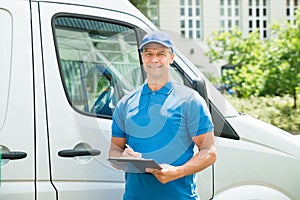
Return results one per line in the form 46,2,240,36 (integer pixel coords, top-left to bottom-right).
192,78,209,106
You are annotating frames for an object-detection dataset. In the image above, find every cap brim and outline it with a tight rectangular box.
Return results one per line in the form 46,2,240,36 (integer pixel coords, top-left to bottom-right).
139,41,173,52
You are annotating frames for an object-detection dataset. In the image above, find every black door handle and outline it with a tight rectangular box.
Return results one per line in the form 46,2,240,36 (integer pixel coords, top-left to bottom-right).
58,149,101,158
1,151,27,160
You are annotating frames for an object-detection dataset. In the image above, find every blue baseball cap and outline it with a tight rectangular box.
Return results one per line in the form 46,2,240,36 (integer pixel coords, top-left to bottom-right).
139,31,174,53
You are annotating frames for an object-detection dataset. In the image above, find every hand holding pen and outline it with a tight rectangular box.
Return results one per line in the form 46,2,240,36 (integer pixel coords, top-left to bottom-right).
121,144,142,158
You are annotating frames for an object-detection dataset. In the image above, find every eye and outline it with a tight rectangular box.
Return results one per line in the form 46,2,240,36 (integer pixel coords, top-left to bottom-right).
144,52,152,57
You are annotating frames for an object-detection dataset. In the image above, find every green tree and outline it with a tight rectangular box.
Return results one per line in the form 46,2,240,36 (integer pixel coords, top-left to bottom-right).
129,0,149,18
206,28,266,98
268,11,300,109
206,9,300,108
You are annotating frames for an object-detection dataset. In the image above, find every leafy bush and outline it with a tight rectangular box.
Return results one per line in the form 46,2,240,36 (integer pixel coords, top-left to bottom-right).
225,95,300,135
205,12,300,108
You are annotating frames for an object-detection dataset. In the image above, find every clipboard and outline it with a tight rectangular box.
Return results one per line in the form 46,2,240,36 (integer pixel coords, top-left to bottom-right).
108,157,162,173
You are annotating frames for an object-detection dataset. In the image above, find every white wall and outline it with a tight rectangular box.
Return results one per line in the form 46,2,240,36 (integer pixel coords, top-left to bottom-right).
159,0,181,33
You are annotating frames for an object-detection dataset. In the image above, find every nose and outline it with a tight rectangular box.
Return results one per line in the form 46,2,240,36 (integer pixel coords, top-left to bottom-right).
149,55,159,63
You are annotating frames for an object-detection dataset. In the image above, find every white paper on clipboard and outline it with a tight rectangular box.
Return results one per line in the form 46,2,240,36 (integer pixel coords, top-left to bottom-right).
108,157,162,173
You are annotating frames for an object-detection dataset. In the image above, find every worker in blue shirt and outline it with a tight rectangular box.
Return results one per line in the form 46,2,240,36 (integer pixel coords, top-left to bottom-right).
109,30,216,200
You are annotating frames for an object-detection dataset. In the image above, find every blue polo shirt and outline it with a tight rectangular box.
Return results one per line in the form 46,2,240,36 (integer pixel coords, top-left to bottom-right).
112,81,213,200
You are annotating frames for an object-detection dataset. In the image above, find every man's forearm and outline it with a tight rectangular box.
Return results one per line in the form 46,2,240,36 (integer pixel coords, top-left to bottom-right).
177,146,216,177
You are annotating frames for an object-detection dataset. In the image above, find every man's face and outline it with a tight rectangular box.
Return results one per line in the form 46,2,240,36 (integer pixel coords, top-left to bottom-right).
141,43,174,82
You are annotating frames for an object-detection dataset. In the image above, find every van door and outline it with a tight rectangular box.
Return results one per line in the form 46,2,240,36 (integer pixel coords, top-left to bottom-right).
38,2,147,199
0,1,35,199
38,1,214,199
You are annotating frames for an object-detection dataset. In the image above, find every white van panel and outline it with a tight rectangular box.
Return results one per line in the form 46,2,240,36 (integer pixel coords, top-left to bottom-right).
0,1,35,200
30,3,58,199
0,9,12,130
37,1,156,199
1,1,299,200
36,0,153,26
214,115,300,199
213,185,291,200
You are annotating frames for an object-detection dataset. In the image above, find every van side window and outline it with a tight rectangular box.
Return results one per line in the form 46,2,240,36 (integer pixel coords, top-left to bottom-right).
169,64,185,85
0,10,12,130
53,17,142,117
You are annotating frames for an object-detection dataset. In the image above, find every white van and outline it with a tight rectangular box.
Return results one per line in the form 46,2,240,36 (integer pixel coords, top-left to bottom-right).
0,0,299,199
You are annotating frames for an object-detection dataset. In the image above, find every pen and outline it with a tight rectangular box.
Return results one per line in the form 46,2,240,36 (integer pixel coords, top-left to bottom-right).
125,144,133,150
125,144,143,158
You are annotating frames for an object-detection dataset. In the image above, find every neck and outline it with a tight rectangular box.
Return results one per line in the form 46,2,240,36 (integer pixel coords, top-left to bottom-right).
147,78,169,91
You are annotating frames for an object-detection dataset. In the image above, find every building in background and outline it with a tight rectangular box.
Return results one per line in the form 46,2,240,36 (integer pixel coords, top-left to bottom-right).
143,0,299,76
155,0,299,40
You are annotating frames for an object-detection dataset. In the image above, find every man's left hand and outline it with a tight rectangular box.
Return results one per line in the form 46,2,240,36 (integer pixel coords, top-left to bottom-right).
146,164,182,184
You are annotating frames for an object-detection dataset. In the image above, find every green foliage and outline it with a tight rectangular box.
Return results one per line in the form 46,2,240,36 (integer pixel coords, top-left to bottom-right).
206,8,300,108
206,29,267,98
267,13,300,108
226,95,300,135
129,0,150,18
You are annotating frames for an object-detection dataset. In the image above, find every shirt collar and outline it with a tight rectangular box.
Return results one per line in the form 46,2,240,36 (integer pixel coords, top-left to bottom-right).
141,81,173,95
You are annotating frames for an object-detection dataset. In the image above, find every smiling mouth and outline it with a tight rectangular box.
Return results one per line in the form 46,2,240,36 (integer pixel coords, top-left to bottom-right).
148,65,162,69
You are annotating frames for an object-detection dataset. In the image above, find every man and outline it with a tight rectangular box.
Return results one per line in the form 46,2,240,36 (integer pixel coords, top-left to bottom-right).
109,30,216,200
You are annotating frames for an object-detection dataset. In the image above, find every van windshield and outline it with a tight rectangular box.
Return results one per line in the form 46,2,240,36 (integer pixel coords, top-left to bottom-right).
206,78,240,117
165,33,240,118
173,50,240,118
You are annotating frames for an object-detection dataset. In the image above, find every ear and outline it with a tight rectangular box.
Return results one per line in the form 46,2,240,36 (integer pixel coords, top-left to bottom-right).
170,53,175,64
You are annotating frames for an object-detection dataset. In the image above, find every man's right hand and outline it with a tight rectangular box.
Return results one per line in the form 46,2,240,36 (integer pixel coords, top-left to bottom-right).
121,148,142,158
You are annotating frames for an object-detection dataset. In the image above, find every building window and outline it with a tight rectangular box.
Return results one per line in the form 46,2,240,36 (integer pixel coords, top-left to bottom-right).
248,0,269,39
196,7,200,15
180,0,202,39
189,19,193,27
181,20,185,28
181,8,185,15
249,20,253,28
196,30,201,38
220,0,240,32
221,20,225,28
196,20,201,28
263,8,267,16
286,0,299,23
147,0,159,27
235,8,239,16
189,7,193,16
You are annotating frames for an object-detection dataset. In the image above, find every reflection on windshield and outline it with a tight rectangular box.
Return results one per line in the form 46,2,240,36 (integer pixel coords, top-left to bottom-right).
164,30,240,118
174,49,240,118
205,77,240,117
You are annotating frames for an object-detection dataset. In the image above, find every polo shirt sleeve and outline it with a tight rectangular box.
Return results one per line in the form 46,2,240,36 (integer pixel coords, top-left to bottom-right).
186,92,214,137
111,102,126,138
